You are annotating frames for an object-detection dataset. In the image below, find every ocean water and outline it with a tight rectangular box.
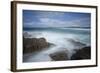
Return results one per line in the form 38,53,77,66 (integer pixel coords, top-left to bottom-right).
23,27,91,62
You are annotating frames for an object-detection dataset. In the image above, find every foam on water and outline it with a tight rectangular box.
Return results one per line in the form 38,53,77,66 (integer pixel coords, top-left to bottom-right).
23,28,90,62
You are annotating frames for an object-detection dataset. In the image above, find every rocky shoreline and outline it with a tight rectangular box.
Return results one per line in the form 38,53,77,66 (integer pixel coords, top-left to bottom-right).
71,46,91,60
23,37,54,53
23,37,91,61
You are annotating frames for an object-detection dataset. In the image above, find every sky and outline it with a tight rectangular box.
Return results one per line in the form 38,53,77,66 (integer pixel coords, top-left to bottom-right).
23,10,91,28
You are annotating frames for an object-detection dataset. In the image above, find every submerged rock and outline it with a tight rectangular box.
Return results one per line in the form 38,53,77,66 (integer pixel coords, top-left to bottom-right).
49,50,69,61
71,46,91,60
67,39,86,49
23,37,54,53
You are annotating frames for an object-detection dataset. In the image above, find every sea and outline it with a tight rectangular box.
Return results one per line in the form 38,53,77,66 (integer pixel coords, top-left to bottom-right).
23,27,91,62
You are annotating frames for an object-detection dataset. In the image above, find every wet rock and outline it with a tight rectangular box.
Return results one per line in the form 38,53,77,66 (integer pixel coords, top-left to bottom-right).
38,38,48,48
23,37,54,53
71,46,91,60
49,50,69,61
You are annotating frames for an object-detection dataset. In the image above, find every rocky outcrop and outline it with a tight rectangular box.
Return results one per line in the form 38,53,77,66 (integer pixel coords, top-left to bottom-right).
49,50,69,61
71,46,91,60
23,32,31,38
23,37,53,53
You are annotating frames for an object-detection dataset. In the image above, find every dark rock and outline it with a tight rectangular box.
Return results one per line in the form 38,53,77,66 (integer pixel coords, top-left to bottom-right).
38,38,48,48
49,50,69,61
48,42,56,47
23,37,54,53
71,46,91,60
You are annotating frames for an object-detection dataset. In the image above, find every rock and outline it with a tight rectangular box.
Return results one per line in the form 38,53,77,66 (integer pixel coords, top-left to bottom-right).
71,46,91,60
49,50,69,61
23,32,31,38
38,38,48,48
23,37,54,53
48,42,56,47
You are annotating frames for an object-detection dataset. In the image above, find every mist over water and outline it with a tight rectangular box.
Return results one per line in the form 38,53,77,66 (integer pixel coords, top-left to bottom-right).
23,28,91,62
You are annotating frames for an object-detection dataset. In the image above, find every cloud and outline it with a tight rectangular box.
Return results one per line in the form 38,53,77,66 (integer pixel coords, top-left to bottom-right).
39,17,90,27
23,10,91,28
34,11,65,18
24,17,90,28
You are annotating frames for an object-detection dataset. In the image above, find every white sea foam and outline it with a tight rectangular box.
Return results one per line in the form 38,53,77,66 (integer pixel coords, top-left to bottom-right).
23,28,90,62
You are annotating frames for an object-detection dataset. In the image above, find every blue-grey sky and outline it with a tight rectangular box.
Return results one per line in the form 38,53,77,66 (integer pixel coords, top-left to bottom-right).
23,10,91,28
